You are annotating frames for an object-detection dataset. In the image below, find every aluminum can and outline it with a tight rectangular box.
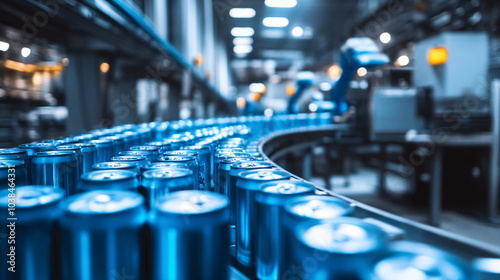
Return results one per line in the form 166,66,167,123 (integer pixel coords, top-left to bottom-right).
182,145,211,191
255,180,315,280
18,143,54,184
372,241,469,280
290,217,387,280
59,190,147,280
141,168,194,210
80,170,139,193
235,169,290,267
31,151,79,196
0,160,28,188
0,186,64,280
130,145,161,160
92,161,139,179
157,155,198,189
150,190,230,280
111,155,148,168
90,139,113,163
0,148,28,162
119,150,156,162
139,162,188,179
216,157,255,194
101,136,126,156
72,143,98,174
229,161,273,226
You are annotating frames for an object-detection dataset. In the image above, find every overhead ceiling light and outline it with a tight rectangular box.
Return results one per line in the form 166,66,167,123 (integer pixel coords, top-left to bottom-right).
291,27,304,37
264,108,274,117
263,17,289,28
21,47,31,57
249,83,266,93
234,45,253,54
396,55,410,67
231,27,255,37
100,62,110,73
380,32,391,44
265,0,297,8
308,103,318,112
229,8,256,18
233,37,253,45
0,41,9,52
261,29,286,39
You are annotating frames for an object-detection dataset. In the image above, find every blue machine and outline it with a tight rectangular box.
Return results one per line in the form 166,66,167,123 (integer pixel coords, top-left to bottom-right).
287,37,389,116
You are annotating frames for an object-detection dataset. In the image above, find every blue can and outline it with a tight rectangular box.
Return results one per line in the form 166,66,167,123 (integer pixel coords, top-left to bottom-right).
119,150,156,162
18,143,54,184
182,145,211,191
92,161,140,179
111,155,148,168
282,195,355,277
80,170,139,193
291,218,387,280
141,168,194,210
0,186,64,280
56,144,88,184
0,160,28,189
255,180,316,280
0,148,28,162
139,162,188,179
235,169,290,267
216,157,255,194
229,161,273,227
157,155,198,189
31,151,79,196
90,139,113,163
59,190,147,280
372,241,469,280
130,145,161,160
101,136,126,156
150,190,230,280
215,152,253,186
73,143,98,174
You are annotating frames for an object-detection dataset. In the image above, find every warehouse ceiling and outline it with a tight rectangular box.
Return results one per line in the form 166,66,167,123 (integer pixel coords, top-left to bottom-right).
216,0,363,84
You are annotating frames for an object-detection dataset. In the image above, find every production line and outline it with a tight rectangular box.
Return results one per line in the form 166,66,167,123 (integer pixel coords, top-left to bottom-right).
0,114,499,280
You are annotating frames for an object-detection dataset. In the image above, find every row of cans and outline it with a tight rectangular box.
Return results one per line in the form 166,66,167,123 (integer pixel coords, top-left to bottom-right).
1,113,499,280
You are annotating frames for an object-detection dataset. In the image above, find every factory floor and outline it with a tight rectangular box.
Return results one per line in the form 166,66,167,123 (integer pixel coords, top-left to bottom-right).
310,169,500,253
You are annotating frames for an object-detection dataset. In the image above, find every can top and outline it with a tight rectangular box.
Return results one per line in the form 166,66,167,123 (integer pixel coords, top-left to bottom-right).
220,157,255,165
82,170,136,182
182,144,209,150
260,180,315,195
35,150,75,157
158,155,195,162
144,141,167,147
297,218,386,254
73,143,96,148
57,144,81,151
93,162,136,170
143,168,192,180
285,195,354,219
156,190,228,214
373,241,467,280
19,142,54,150
119,151,154,157
0,148,27,156
140,162,186,172
0,186,64,208
130,145,160,152
90,139,113,145
232,161,272,170
111,155,147,162
239,169,289,181
216,152,251,158
0,160,24,168
163,150,198,157
66,190,143,214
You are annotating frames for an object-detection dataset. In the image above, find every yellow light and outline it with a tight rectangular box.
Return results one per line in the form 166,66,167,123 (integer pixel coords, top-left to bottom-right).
195,54,203,67
32,72,42,86
428,47,448,66
100,62,110,73
237,97,246,109
286,84,295,96
357,67,367,77
3,60,37,72
328,64,341,80
250,92,261,102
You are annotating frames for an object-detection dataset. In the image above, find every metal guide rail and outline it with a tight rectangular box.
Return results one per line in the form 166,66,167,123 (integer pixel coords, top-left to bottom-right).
0,114,499,280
